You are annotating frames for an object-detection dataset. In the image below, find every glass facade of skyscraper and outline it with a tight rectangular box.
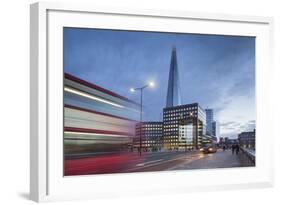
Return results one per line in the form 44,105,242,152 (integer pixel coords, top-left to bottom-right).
166,47,182,108
205,109,214,136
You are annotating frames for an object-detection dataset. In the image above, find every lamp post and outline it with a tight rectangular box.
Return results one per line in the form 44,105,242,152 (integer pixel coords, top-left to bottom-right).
130,81,154,156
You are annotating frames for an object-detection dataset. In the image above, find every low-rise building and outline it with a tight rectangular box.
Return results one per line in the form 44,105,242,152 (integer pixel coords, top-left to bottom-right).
135,121,163,151
238,129,256,149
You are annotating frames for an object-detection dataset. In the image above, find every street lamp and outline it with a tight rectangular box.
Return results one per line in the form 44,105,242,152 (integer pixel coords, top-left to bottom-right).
130,81,155,156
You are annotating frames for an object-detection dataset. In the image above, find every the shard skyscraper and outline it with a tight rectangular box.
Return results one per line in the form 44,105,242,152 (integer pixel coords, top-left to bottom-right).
166,47,182,108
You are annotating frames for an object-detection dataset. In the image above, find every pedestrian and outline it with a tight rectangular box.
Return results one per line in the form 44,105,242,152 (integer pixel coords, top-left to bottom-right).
235,144,240,155
231,144,235,155
223,145,226,151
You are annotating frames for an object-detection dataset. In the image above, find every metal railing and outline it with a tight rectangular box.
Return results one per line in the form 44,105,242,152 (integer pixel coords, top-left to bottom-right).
239,147,255,166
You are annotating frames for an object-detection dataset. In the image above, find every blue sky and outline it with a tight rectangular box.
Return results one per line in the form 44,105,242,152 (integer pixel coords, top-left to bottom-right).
64,27,255,138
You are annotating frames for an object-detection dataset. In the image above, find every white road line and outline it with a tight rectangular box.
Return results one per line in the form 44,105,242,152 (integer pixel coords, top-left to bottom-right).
126,153,200,172
166,155,206,170
136,159,163,167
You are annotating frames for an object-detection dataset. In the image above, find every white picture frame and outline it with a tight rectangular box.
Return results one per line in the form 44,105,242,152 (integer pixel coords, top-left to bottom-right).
30,2,274,202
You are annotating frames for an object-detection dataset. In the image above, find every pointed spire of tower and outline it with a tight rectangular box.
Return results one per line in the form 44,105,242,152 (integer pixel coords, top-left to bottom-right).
166,47,182,108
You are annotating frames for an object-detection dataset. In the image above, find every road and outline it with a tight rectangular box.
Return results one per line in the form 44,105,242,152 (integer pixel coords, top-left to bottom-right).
64,149,251,176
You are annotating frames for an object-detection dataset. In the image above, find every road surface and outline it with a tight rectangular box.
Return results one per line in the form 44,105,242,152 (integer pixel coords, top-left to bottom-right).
64,149,252,176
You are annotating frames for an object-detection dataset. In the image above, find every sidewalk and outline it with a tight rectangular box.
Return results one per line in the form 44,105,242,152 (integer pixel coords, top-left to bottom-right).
170,149,250,170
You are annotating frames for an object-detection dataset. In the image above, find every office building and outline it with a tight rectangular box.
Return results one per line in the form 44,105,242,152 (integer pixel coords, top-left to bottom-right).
212,121,220,138
135,122,163,151
163,103,206,150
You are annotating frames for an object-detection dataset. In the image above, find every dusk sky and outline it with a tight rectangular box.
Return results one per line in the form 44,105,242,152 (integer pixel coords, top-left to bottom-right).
64,27,256,139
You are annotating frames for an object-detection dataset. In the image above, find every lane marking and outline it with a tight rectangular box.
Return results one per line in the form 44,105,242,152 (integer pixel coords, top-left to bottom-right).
166,155,206,170
136,159,163,167
125,152,202,172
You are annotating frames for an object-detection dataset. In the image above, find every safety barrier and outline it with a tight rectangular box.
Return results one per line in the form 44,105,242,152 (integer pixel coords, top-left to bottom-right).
239,147,255,166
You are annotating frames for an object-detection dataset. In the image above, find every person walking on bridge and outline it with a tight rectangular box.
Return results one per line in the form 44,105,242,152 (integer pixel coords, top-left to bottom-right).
231,144,235,155
235,144,240,155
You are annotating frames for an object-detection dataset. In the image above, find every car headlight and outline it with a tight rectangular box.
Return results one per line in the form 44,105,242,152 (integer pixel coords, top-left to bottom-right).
208,148,213,151
200,148,204,151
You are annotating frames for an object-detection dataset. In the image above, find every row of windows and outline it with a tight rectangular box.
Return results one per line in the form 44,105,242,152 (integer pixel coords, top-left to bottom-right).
164,112,198,118
164,116,198,122
137,132,161,136
164,129,178,132
164,128,178,131
137,135,163,138
137,123,162,128
164,140,179,143
164,106,198,113
164,125,196,130
164,136,179,138
141,131,162,133
136,128,162,130
142,135,162,138
141,140,160,143
136,129,162,133
142,124,162,127
164,140,193,144
164,110,197,117
136,134,163,137
163,122,180,126
144,127,162,130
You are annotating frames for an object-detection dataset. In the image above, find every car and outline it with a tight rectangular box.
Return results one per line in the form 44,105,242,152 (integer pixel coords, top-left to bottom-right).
200,144,217,154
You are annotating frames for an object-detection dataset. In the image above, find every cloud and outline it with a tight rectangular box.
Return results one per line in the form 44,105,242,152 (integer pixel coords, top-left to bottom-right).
220,121,237,126
220,132,239,139
239,120,256,132
219,120,255,138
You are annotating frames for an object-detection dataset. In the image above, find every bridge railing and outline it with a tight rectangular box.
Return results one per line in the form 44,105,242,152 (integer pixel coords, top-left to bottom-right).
239,147,255,166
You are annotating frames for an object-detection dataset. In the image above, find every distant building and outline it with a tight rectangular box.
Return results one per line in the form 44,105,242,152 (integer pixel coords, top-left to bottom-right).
163,103,206,150
223,137,229,147
135,122,163,151
228,139,238,145
205,109,214,136
212,121,220,138
238,129,256,149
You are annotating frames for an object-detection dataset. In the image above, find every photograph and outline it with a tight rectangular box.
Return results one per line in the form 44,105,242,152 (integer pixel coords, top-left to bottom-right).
63,27,256,176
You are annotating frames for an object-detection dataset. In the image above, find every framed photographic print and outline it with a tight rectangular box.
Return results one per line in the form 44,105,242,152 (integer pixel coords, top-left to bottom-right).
30,2,274,202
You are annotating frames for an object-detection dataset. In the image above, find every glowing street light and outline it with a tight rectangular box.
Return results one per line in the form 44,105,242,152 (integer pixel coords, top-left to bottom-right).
130,81,155,156
148,81,155,88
